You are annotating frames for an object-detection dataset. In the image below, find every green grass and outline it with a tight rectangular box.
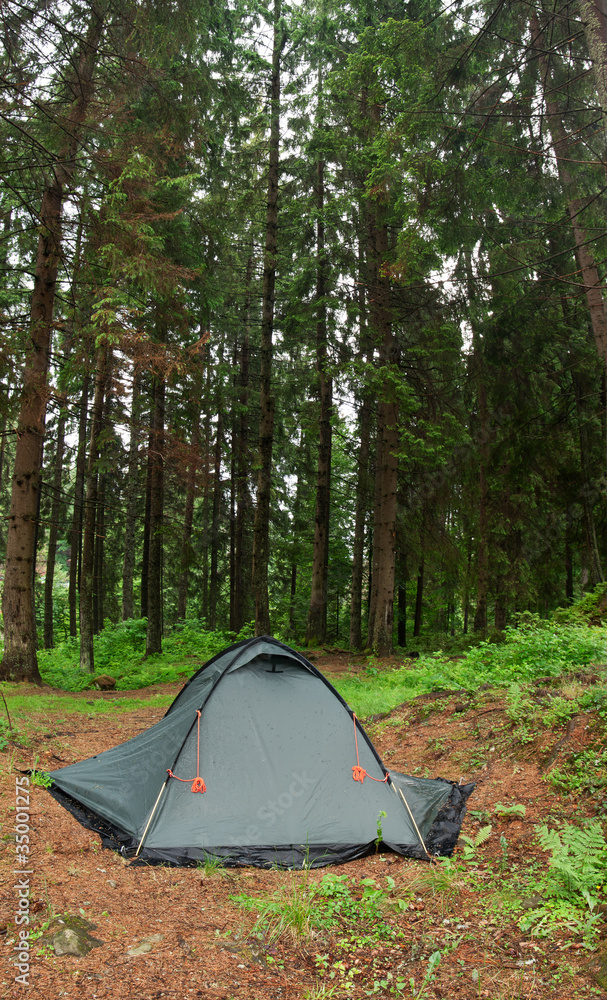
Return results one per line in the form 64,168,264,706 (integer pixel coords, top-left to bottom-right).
232,872,404,948
332,621,607,718
0,689,173,717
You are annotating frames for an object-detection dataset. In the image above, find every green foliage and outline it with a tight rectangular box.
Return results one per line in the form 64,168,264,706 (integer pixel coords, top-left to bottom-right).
30,769,53,788
375,810,387,851
232,872,404,951
458,825,492,861
553,584,607,625
408,950,442,1000
549,748,607,801
519,822,607,940
333,622,607,718
37,620,255,691
494,802,526,819
196,853,225,876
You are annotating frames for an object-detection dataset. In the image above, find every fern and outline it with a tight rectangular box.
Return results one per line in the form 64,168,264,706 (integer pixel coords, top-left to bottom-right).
494,802,526,818
460,824,492,859
537,821,607,900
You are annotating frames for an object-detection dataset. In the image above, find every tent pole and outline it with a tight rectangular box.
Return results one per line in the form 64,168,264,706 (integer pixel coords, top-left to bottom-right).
391,782,433,861
135,779,168,858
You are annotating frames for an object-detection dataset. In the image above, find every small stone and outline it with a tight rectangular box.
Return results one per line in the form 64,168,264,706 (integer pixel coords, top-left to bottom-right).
584,949,607,989
127,934,163,957
107,880,117,888
520,893,545,910
127,942,152,956
52,927,103,957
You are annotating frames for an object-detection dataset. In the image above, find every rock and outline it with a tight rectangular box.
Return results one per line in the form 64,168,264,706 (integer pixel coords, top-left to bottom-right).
127,934,163,957
520,893,545,910
52,925,103,957
584,949,607,989
127,942,152,956
91,674,116,691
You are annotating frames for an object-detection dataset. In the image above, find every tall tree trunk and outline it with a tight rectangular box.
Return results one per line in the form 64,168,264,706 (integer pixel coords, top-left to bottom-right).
289,430,309,638
350,226,372,650
208,412,223,630
122,376,140,620
233,267,253,632
367,205,398,655
413,556,425,638
145,348,166,657
93,475,106,633
572,370,605,583
229,343,237,631
465,251,490,636
306,156,332,644
43,409,67,648
532,12,607,368
252,1,283,636
208,337,223,631
397,553,407,648
201,380,211,622
1,5,105,683
0,412,5,557
577,0,607,138
80,342,111,673
140,406,153,621
178,363,203,621
68,371,90,636
565,511,574,603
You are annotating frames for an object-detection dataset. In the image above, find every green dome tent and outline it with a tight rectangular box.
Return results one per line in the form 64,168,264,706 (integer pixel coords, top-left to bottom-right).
48,636,473,868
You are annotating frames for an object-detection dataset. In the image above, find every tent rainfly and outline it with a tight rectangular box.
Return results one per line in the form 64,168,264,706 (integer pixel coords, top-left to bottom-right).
47,636,474,868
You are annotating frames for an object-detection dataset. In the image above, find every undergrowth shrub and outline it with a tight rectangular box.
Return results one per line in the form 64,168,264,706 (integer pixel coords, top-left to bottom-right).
335,622,607,717
37,619,255,691
519,821,607,941
232,872,404,949
549,748,607,801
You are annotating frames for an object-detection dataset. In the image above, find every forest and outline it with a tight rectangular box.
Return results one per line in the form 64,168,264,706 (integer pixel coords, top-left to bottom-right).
2,0,607,683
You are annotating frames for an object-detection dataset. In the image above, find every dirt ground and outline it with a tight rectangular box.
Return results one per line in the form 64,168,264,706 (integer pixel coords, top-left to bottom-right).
1,651,607,999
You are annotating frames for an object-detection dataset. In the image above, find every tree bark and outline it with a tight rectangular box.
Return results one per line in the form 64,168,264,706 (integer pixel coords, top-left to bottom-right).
289,430,309,638
1,5,105,682
80,342,111,673
350,225,372,650
577,0,607,139
93,474,106,633
232,257,254,633
397,554,407,648
145,348,166,657
68,371,90,636
178,363,203,621
252,1,283,637
531,12,607,368
366,207,398,655
465,250,490,636
306,156,332,644
140,407,153,621
208,337,223,631
43,408,66,648
413,556,424,638
122,376,140,620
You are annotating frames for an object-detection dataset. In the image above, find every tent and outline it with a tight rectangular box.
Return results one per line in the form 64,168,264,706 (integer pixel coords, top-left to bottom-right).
47,636,473,868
